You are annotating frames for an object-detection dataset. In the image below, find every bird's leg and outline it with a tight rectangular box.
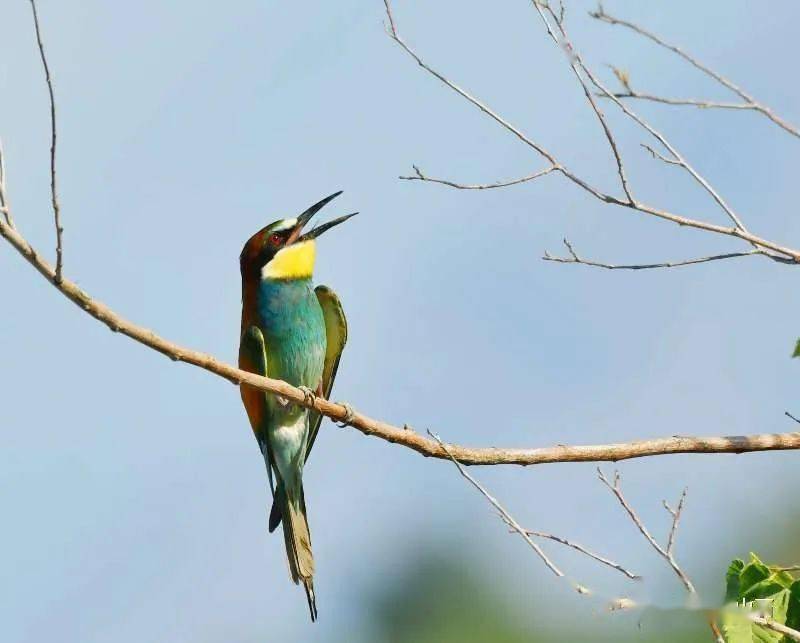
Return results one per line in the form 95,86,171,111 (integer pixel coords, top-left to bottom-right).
298,386,317,408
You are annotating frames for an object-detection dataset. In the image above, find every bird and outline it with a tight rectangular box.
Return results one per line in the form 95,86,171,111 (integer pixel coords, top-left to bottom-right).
238,192,353,622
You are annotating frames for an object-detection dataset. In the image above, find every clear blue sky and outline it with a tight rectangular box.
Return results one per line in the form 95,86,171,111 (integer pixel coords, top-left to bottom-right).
1,1,799,641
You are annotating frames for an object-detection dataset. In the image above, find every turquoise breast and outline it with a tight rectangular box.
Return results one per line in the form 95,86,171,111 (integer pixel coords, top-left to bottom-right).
255,278,326,389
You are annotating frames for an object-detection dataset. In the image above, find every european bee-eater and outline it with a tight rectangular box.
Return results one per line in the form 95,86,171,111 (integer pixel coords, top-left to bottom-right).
238,192,352,622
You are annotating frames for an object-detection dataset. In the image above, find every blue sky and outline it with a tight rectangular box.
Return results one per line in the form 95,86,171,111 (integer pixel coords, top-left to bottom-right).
1,1,799,641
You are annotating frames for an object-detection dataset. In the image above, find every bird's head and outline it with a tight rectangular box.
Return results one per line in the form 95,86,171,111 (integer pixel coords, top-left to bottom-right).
240,191,355,280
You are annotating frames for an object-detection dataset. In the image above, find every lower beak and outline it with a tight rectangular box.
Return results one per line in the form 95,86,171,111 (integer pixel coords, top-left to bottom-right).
297,211,358,242
288,191,357,243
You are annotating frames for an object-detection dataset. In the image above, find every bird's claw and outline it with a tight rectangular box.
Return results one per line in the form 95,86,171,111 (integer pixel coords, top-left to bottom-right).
298,386,317,407
335,402,356,427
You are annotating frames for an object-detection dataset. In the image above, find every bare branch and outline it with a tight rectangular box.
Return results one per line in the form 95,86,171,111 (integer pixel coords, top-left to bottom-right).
590,4,800,139
530,1,634,202
640,143,681,167
663,488,687,556
543,239,773,271
4,211,800,466
747,615,800,642
520,526,641,580
597,469,696,594
534,2,749,234
428,431,566,581
1,1,800,473
382,0,625,206
6,217,800,465
709,620,725,643
0,138,14,229
29,0,63,283
399,164,557,190
607,92,753,112
384,1,800,264
786,411,800,425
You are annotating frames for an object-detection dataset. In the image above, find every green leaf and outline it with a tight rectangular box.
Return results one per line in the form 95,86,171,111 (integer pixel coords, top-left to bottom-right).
793,338,800,358
787,580,800,632
738,553,794,600
721,608,782,643
727,559,746,602
721,554,799,642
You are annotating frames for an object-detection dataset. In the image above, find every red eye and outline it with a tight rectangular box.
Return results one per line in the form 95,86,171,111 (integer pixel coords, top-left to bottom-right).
269,233,282,246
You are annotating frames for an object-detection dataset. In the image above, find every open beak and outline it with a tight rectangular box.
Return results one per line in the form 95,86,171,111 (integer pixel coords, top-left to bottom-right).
287,191,357,244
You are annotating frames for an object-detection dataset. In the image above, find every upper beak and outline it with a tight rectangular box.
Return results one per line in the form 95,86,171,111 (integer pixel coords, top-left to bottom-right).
287,191,357,243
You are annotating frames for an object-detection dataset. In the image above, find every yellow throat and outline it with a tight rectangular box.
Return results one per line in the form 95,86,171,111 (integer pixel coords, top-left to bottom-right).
262,240,316,280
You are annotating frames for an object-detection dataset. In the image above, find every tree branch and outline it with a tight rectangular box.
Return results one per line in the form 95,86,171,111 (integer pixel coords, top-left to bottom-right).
607,92,753,112
598,469,696,594
589,4,800,139
533,2,749,234
663,487,687,557
530,1,634,202
2,201,800,467
383,0,800,264
399,164,557,190
0,137,14,229
29,0,64,283
520,526,641,580
747,615,800,642
430,431,566,581
431,431,641,601
543,238,778,270
2,2,800,476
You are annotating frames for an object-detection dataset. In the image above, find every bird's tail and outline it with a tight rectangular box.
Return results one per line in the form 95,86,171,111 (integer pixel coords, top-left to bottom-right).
279,484,317,622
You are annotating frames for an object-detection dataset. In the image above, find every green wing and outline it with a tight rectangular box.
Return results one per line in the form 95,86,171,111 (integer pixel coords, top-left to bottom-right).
240,325,275,496
306,285,348,460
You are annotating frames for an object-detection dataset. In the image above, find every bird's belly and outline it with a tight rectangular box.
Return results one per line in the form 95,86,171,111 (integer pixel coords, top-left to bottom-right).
271,412,308,489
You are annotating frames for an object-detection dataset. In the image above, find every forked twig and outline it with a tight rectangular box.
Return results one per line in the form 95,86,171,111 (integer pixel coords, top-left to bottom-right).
597,468,696,594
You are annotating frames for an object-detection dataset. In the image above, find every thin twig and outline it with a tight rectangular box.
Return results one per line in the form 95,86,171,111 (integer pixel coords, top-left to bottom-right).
0,137,13,229
597,469,696,594
785,411,800,425
399,164,557,190
427,431,566,580
29,0,63,283
590,4,800,139
709,620,725,643
663,487,687,556
530,1,634,203
608,92,753,112
431,431,647,606
543,239,775,270
520,526,641,580
640,143,681,166
747,615,800,642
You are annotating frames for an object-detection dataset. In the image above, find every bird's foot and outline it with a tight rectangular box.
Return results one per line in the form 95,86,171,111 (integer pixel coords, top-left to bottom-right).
298,386,317,408
335,402,356,427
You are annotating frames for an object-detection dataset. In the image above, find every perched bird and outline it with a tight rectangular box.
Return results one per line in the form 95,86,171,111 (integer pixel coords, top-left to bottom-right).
238,192,352,622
